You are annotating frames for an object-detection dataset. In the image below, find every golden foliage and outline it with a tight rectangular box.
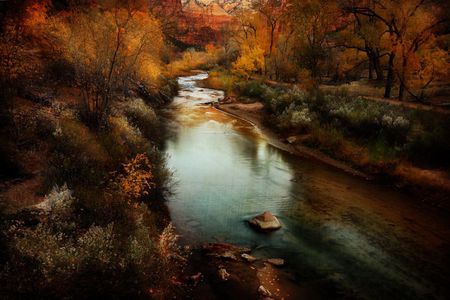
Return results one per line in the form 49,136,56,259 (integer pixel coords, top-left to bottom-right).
22,0,51,36
167,44,224,75
117,153,155,204
45,7,164,123
232,43,265,80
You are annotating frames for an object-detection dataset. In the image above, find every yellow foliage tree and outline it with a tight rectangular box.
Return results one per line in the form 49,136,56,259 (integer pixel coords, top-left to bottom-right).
232,43,265,80
117,153,155,205
46,4,164,126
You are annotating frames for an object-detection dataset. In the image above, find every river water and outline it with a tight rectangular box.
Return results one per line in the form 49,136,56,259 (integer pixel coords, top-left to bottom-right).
163,73,450,299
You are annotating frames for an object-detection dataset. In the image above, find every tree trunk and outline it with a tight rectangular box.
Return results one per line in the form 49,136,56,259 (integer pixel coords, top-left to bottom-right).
398,81,405,101
398,56,408,101
368,58,374,80
384,52,395,98
373,53,384,81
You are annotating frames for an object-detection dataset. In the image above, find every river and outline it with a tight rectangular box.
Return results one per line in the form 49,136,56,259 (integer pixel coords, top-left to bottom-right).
162,73,450,299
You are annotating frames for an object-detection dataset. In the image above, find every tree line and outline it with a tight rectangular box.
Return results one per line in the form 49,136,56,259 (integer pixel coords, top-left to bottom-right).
221,0,449,101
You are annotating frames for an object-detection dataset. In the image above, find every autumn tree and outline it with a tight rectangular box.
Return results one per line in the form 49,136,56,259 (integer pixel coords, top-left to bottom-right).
47,2,164,127
230,11,268,79
0,0,48,107
232,42,266,79
288,0,342,81
336,4,388,82
344,0,448,100
252,0,287,74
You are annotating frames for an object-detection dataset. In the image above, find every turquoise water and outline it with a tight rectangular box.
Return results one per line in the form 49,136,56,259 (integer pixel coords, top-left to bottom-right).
163,73,450,299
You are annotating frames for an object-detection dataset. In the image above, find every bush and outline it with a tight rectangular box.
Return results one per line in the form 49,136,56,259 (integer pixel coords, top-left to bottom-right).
114,153,155,205
34,184,74,215
256,82,450,167
168,46,225,75
46,118,109,188
124,98,159,140
2,185,176,298
205,70,238,93
108,114,149,157
234,80,266,98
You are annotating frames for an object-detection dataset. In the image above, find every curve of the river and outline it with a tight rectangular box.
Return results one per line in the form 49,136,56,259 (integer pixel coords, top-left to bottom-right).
163,73,450,300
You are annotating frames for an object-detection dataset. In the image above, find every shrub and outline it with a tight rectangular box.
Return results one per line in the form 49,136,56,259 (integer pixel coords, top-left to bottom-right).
205,70,238,93
77,223,115,266
47,118,109,187
108,114,149,157
305,125,346,155
168,46,225,75
124,98,159,140
234,80,266,98
34,184,74,217
56,118,108,163
115,153,155,205
291,107,313,129
4,187,171,298
158,223,180,264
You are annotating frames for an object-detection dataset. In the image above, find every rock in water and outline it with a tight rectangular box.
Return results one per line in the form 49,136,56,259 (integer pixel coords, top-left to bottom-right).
258,285,273,297
218,267,230,281
241,253,257,263
249,211,281,231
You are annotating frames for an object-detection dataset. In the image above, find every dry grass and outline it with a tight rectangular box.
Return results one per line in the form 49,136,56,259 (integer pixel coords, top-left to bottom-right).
394,163,450,192
2,176,44,212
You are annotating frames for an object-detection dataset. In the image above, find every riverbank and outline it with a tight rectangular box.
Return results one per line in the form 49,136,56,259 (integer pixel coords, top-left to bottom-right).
164,73,450,300
200,74,450,211
215,102,371,180
183,243,336,300
216,101,450,210
0,76,184,298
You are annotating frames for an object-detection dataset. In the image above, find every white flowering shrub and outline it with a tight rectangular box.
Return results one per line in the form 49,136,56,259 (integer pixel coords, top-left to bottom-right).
78,223,115,265
124,98,159,140
125,98,158,126
158,223,183,265
381,115,410,130
322,95,411,143
5,187,169,298
9,218,162,285
291,107,313,128
35,184,74,214
109,114,149,154
12,224,78,278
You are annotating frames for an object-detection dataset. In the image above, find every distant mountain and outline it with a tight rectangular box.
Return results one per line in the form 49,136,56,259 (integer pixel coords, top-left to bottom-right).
183,0,205,14
182,0,253,15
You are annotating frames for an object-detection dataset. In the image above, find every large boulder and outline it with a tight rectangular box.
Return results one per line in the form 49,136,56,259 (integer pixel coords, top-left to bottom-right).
249,211,281,232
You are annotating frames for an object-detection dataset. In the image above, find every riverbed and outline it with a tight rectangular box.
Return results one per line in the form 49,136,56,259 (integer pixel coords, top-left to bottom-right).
162,73,450,299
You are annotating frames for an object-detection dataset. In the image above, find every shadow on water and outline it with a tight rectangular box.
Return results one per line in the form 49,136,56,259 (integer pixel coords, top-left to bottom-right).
163,73,450,300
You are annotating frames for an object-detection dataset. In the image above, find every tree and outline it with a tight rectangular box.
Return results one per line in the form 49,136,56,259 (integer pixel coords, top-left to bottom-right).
336,5,388,81
47,3,164,127
232,42,265,80
288,0,342,81
252,0,287,74
344,0,447,100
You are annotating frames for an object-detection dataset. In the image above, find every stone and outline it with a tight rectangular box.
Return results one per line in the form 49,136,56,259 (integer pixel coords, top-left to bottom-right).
249,211,282,231
189,272,202,285
266,258,284,267
218,267,230,281
220,96,237,104
286,136,299,144
241,253,257,263
258,285,272,297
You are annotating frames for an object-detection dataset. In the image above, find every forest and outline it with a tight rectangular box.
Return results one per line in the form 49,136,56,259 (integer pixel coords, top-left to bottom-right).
0,0,449,299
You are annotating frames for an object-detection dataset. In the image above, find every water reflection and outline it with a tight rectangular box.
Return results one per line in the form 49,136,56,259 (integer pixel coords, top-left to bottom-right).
164,73,450,300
